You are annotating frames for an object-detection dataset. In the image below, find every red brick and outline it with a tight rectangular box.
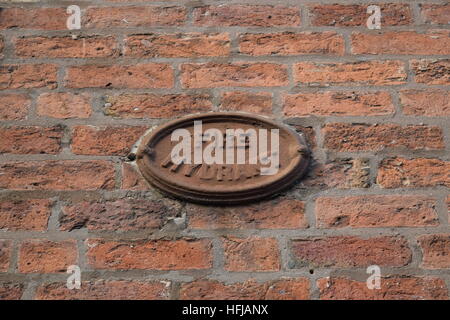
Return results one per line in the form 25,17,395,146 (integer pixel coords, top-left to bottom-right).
0,160,115,191
0,199,52,231
352,31,450,55
121,163,149,190
294,61,406,86
239,32,344,56
283,91,394,117
309,4,412,26
448,195,450,223
14,36,119,58
86,239,212,270
71,126,147,156
0,283,24,300
36,280,170,300
60,198,180,232
180,278,309,300
421,4,450,25
0,94,30,120
265,278,310,300
181,63,288,88
418,234,450,269
318,276,448,300
84,6,186,28
18,240,77,273
323,123,444,152
65,64,173,89
0,241,11,272
223,237,280,272
0,126,63,154
0,8,67,30
220,91,272,115
377,158,450,188
124,33,230,58
290,236,411,268
193,5,300,27
187,198,307,229
37,93,92,119
0,64,57,90
301,158,370,189
105,94,212,118
316,195,438,228
411,59,450,85
400,89,450,116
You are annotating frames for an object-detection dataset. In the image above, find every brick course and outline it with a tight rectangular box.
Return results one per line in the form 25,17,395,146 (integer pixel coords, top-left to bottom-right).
0,0,448,300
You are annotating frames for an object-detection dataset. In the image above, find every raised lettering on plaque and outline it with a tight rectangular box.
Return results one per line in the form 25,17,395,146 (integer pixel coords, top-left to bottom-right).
136,112,309,204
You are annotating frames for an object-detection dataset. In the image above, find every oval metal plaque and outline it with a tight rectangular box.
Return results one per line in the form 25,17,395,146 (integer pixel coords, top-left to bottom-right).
136,112,310,204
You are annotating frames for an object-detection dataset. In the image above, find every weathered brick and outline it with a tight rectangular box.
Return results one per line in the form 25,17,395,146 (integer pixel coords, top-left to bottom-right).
264,278,310,300
294,61,407,86
14,36,119,58
180,278,309,300
400,89,450,116
71,126,147,156
0,283,24,300
0,160,115,190
377,158,450,188
0,126,63,154
121,163,149,190
323,123,444,152
0,241,11,272
411,59,450,85
60,198,180,232
84,6,186,28
283,91,394,117
318,277,448,300
187,198,307,229
36,280,170,300
420,4,450,25
18,240,77,273
309,4,412,26
418,234,450,269
0,94,30,120
193,5,301,27
290,236,411,268
0,199,52,231
448,196,450,223
352,31,450,55
37,93,92,119
300,158,370,189
0,64,57,90
223,237,280,272
239,32,344,56
316,195,438,228
105,94,212,118
0,8,67,30
86,239,212,270
124,33,230,57
181,63,288,88
65,64,173,89
220,91,272,115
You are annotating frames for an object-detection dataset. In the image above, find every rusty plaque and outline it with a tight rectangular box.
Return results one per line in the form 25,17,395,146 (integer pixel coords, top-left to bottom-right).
136,112,310,204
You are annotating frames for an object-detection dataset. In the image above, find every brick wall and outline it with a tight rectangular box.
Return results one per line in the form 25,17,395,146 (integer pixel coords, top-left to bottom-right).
0,0,449,300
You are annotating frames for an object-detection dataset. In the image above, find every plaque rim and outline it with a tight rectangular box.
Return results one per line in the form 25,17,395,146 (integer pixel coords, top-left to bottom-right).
136,112,310,204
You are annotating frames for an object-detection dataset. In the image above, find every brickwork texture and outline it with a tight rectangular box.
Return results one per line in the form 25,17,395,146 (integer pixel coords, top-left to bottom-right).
0,0,449,300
